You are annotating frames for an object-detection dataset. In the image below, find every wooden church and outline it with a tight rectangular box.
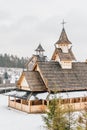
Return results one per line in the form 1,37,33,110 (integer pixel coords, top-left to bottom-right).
7,25,87,113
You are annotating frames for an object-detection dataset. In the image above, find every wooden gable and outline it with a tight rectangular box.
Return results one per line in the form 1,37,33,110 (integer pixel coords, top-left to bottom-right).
17,72,30,90
26,56,37,71
20,76,30,91
17,70,47,92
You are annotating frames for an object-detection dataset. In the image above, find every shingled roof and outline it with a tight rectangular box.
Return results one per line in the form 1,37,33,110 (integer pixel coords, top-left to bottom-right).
56,48,76,61
38,61,87,92
23,71,47,91
18,26,87,93
55,28,72,45
33,55,47,62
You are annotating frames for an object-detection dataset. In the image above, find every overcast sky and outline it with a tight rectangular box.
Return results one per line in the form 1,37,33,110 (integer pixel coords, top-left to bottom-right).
0,0,87,61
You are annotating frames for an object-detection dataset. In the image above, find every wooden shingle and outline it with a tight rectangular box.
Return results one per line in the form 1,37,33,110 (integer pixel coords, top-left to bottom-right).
38,61,87,91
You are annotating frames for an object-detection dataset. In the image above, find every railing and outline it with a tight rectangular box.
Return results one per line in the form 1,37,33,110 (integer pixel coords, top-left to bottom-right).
0,83,16,88
0,83,17,93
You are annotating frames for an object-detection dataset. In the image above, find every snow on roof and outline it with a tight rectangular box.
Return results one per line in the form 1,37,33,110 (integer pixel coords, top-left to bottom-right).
5,91,27,98
35,92,49,100
5,90,87,100
29,91,87,100
49,91,87,100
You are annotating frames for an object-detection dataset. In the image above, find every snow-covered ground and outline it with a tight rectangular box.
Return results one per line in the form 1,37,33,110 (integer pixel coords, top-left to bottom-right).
0,94,85,130
0,94,45,130
0,67,22,83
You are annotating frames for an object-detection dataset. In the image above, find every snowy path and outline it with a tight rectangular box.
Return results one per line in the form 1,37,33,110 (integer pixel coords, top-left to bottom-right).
0,94,45,130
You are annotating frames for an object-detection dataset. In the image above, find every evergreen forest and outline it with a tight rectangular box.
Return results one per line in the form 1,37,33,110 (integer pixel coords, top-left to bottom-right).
0,53,28,68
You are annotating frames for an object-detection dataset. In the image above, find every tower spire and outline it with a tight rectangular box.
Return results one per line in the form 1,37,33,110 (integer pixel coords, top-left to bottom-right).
61,19,66,28
55,20,71,45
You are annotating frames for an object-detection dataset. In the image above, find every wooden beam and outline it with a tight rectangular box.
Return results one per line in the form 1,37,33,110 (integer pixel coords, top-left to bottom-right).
28,100,31,113
8,96,10,107
21,99,22,111
14,97,16,108
47,100,49,106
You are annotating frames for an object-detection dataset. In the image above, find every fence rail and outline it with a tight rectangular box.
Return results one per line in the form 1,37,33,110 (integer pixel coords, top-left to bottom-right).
0,83,16,88
0,83,17,93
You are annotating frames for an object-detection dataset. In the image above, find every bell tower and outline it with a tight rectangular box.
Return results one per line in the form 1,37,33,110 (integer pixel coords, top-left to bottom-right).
55,27,72,53
52,21,76,69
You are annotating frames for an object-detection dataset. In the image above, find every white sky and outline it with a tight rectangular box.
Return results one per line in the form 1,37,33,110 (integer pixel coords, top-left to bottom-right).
0,0,87,61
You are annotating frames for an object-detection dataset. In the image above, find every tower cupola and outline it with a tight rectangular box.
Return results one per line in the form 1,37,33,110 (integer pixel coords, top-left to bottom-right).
35,44,45,57
55,27,72,53
52,21,76,69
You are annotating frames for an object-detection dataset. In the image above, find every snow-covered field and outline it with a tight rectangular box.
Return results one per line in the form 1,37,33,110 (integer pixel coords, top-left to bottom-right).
0,94,45,130
0,92,86,130
0,67,22,83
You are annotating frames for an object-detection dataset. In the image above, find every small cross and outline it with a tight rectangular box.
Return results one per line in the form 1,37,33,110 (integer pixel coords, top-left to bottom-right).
61,20,66,28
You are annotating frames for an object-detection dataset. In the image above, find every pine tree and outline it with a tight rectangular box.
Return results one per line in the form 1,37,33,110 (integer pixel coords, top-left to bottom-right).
77,103,87,130
65,103,76,130
43,93,77,130
4,72,8,79
0,53,28,68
